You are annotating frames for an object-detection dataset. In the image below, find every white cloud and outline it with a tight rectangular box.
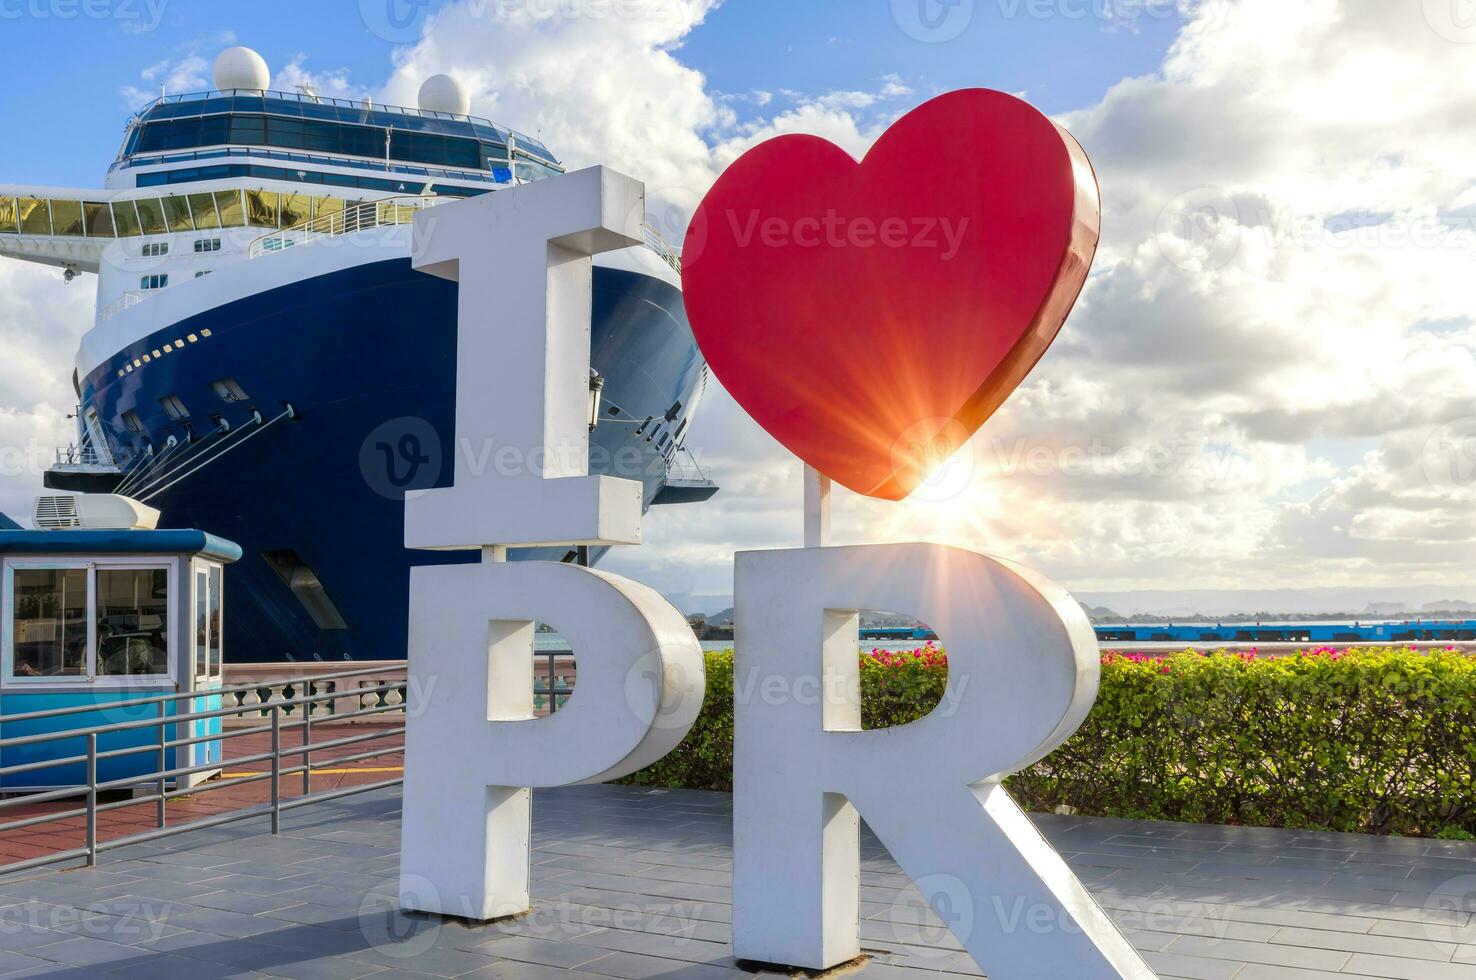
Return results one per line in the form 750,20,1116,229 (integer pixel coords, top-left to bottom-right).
118,33,235,108
0,261,93,523
623,0,1476,596
275,57,369,102
9,0,1472,602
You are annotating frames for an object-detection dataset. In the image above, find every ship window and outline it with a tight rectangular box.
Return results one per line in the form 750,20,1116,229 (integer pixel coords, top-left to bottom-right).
187,192,221,230
122,410,143,432
83,202,115,238
194,237,221,253
158,394,189,420
164,196,194,233
313,196,343,222
211,378,249,403
17,197,51,235
214,190,246,228
111,200,142,237
200,328,212,337
515,158,561,183
151,349,162,358
195,270,213,278
262,550,348,631
135,198,167,235
244,190,280,228
141,242,169,257
0,197,17,234
51,200,85,237
139,274,169,290
279,192,311,228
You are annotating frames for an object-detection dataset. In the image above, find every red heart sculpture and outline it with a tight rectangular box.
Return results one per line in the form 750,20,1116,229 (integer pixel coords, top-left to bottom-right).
681,88,1101,500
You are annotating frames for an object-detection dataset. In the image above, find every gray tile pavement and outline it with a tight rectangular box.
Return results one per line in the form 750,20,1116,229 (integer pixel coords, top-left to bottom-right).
0,784,1474,979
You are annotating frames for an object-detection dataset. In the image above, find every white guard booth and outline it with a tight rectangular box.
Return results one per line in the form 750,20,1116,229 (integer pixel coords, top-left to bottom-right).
0,515,240,792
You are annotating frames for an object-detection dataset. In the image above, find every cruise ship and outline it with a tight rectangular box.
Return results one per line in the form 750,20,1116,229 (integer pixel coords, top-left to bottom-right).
2,47,714,663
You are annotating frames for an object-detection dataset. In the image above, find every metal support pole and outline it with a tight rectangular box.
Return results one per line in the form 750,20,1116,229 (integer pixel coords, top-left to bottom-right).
155,701,167,829
804,465,831,548
302,686,313,796
270,706,281,835
546,649,558,713
85,734,97,867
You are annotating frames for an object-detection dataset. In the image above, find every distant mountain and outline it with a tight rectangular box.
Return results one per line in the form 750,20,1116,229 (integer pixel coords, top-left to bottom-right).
664,593,735,618
671,588,1476,627
1422,600,1476,613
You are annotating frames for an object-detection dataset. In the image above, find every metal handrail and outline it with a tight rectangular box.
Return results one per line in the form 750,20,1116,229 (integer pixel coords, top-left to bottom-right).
0,680,405,779
246,195,439,259
0,668,408,875
0,664,403,727
642,223,682,275
97,290,144,322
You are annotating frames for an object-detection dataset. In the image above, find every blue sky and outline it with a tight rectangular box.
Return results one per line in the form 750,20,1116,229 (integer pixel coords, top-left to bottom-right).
0,0,1185,187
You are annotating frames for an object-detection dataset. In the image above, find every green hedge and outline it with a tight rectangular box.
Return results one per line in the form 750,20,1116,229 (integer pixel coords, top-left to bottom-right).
623,647,1476,837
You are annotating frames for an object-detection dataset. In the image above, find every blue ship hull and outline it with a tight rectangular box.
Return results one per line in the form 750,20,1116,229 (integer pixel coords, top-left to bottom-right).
63,258,704,663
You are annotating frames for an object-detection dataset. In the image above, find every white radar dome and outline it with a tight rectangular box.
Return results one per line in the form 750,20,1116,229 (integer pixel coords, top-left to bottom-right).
214,47,270,92
418,74,470,116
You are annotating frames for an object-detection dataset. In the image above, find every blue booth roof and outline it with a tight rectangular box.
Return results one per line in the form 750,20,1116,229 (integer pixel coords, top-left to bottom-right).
0,529,241,563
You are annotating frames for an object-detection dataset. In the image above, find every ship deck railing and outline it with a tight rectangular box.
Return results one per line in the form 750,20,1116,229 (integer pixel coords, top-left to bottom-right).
249,192,686,275
51,444,119,470
97,290,145,322
245,195,440,259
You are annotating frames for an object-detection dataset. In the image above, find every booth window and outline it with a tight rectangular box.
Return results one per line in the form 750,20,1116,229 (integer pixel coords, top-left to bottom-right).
10,568,88,677
5,563,171,682
95,568,168,676
195,570,208,677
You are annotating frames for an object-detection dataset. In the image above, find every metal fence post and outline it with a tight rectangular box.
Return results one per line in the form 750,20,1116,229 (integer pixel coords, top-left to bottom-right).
302,685,313,796
270,705,281,835
155,701,168,829
86,733,98,867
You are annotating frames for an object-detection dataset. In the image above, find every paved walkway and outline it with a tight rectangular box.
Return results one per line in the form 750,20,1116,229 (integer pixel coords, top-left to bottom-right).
0,784,1474,979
